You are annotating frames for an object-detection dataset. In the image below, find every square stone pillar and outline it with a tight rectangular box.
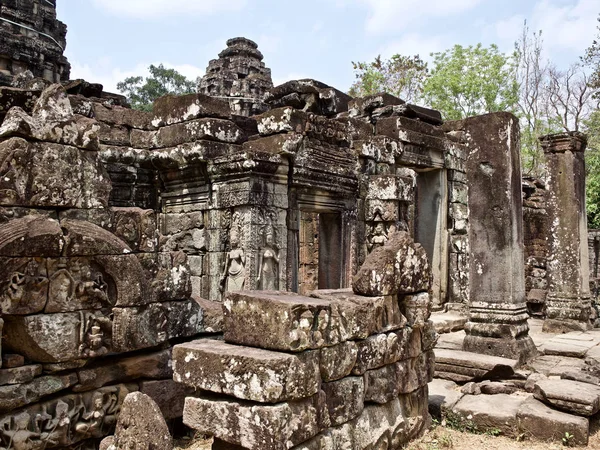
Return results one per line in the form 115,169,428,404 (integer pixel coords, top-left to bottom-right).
541,132,592,332
452,113,536,363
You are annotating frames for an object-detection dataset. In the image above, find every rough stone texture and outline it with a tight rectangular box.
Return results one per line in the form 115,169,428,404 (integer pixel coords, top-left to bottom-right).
322,377,365,426
184,395,321,450
0,1,70,87
534,378,600,416
448,113,536,363
428,378,464,419
453,394,525,436
199,38,273,117
434,349,518,383
173,339,320,403
541,132,592,332
517,397,589,445
109,392,172,450
352,231,432,296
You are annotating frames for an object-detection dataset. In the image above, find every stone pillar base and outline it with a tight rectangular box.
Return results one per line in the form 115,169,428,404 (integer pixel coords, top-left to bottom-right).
463,333,537,365
543,296,592,333
463,303,537,364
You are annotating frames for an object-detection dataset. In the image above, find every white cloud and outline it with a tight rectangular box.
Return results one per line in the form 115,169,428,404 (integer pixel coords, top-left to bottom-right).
360,0,482,34
489,0,598,64
91,0,246,19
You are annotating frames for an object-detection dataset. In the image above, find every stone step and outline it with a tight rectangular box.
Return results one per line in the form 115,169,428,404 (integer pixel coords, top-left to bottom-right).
534,378,600,416
434,349,518,382
429,313,466,334
428,378,464,419
539,338,597,358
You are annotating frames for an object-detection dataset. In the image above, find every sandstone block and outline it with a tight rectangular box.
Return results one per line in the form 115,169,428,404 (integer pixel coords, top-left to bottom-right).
173,339,320,403
453,394,525,436
184,395,321,450
517,397,589,445
534,379,600,416
352,231,432,296
319,341,357,382
428,378,464,419
140,379,193,420
322,377,365,426
0,364,42,386
152,93,230,127
74,349,172,392
0,373,78,412
111,392,172,450
223,291,338,351
363,364,401,404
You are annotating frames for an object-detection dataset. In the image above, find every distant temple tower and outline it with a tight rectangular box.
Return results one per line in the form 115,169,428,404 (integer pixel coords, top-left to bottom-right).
199,37,273,116
0,0,70,86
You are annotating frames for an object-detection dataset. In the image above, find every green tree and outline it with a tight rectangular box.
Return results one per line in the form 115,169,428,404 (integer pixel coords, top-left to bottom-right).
422,44,519,121
116,64,197,111
584,15,600,97
585,110,600,228
348,54,428,103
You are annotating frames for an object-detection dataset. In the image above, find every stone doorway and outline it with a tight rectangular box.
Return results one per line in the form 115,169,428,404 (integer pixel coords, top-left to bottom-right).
298,211,344,295
415,169,449,309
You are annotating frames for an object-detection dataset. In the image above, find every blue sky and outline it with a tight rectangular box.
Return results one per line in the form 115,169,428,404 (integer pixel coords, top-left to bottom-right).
56,0,598,94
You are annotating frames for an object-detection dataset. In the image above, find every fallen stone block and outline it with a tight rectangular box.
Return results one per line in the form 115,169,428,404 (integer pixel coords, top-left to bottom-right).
534,379,600,416
105,391,173,450
517,397,589,445
453,393,525,436
0,364,42,386
428,378,464,419
434,348,518,382
173,339,320,403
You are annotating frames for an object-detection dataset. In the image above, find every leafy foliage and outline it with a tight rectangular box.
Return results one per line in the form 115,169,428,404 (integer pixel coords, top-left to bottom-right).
584,15,600,98
116,64,197,111
349,54,428,103
422,44,519,121
585,110,600,229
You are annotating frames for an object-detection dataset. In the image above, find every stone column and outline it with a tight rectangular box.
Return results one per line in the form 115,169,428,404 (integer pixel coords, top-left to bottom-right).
451,112,536,363
541,132,591,332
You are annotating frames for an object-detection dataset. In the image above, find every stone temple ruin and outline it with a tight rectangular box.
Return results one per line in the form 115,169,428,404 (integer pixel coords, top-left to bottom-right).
1,1,600,449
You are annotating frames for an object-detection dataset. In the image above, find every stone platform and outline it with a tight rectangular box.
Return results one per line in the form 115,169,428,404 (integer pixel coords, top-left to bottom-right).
429,312,600,445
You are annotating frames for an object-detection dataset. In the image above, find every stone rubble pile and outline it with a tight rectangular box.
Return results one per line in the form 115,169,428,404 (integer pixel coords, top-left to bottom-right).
173,231,437,450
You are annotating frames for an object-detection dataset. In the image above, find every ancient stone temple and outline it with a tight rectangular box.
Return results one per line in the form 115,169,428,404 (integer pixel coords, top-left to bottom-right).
1,3,599,446
0,0,70,85
198,37,273,117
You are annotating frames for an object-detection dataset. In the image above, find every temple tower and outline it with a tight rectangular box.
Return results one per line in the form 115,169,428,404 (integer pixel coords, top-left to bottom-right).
0,0,70,86
199,37,273,117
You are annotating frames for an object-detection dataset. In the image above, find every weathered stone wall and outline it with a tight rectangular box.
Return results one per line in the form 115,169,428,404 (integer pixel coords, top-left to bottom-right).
0,84,217,449
522,178,549,317
174,231,436,450
0,0,70,85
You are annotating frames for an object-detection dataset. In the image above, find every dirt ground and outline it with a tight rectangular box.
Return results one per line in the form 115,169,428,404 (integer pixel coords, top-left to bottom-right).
174,418,600,450
406,419,600,450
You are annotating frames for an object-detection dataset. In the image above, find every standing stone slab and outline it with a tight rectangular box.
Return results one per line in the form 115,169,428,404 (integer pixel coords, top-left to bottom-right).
183,395,321,450
448,113,536,363
109,392,172,450
541,132,592,332
173,339,320,403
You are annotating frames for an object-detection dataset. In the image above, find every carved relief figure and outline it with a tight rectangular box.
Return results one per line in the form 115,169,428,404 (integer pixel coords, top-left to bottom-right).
78,313,109,358
256,227,279,290
367,222,388,253
0,259,48,315
1,412,40,450
220,213,246,294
